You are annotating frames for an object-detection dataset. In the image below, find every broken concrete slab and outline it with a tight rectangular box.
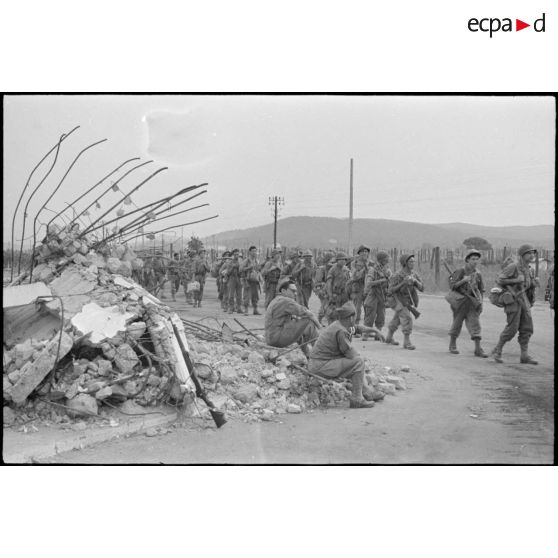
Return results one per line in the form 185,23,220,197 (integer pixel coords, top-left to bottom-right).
66,393,98,417
3,282,52,308
10,332,74,404
71,302,135,345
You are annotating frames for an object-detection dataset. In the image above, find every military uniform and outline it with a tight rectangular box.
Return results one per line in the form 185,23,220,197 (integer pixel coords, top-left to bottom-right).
363,254,392,332
218,253,232,310
181,253,195,304
224,250,243,313
241,251,262,314
193,251,211,307
447,249,486,357
308,302,375,408
262,252,283,309
492,244,538,364
325,253,351,324
265,293,318,352
545,264,554,310
292,250,315,308
151,255,166,296
280,252,300,282
168,254,182,301
349,246,370,324
385,254,424,349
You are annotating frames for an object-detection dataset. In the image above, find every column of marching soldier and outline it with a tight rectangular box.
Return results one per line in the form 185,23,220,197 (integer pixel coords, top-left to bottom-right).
136,244,551,408
135,244,550,409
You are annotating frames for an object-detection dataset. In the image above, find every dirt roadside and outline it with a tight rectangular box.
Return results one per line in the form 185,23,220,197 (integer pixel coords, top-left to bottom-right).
47,281,554,464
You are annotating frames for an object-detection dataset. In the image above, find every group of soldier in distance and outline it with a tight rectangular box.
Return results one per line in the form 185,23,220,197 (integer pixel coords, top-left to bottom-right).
134,243,552,410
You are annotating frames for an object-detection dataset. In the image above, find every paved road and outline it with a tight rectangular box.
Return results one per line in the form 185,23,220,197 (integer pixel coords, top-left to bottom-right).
50,280,554,464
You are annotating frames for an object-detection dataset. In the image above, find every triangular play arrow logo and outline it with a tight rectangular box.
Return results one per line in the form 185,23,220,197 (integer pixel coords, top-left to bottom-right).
516,19,530,31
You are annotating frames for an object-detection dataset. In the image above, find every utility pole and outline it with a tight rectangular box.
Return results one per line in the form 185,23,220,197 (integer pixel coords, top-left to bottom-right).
348,158,354,255
268,196,284,249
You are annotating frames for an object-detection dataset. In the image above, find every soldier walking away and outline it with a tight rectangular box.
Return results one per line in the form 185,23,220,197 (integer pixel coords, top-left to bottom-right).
264,278,321,360
349,245,370,326
225,248,243,313
293,250,315,308
447,249,487,357
324,252,351,324
262,248,283,309
151,252,167,297
308,302,385,409
241,245,262,315
181,250,196,304
491,244,539,364
385,254,424,350
219,252,233,311
362,250,392,340
168,252,182,301
192,248,211,308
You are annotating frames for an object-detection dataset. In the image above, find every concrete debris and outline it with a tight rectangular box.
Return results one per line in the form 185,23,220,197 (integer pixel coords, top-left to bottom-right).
67,393,98,417
113,343,140,374
71,302,135,344
3,282,52,309
3,225,410,430
400,365,411,373
9,332,74,404
384,375,407,390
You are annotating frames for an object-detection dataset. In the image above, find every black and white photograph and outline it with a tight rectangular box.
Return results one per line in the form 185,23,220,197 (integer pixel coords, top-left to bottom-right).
2,94,554,464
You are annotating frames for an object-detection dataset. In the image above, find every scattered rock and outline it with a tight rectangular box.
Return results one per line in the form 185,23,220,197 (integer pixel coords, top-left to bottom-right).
113,343,140,374
145,427,158,437
248,352,265,365
287,403,302,414
234,384,258,404
377,382,396,396
220,366,239,385
400,365,411,373
67,394,98,417
261,409,275,421
384,375,406,390
277,379,291,390
96,359,113,376
95,386,112,400
275,372,287,381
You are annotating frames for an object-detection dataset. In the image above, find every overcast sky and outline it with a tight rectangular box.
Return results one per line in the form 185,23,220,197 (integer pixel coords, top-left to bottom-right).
3,95,555,247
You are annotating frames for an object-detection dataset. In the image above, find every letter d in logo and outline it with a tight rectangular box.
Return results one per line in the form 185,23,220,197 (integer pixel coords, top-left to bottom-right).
534,13,546,32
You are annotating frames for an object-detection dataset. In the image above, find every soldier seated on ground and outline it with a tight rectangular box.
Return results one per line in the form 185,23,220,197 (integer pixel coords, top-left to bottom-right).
264,278,321,359
308,301,385,409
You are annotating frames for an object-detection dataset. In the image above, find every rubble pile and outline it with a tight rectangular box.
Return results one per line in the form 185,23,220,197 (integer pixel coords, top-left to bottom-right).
184,338,410,423
4,223,410,431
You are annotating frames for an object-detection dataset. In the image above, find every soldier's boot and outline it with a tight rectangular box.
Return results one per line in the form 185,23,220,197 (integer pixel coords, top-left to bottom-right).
253,305,261,315
473,338,488,358
491,340,505,363
243,305,249,315
449,335,459,354
384,328,399,346
519,344,538,365
403,334,416,350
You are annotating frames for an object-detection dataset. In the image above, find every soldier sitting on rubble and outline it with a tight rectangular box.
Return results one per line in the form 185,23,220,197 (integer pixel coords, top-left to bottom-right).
264,278,321,360
308,301,385,409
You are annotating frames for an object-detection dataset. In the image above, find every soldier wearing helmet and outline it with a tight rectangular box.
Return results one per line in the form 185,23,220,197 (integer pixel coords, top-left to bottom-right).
447,249,487,357
324,251,351,324
363,250,392,340
491,244,539,364
313,251,335,324
349,245,371,326
385,254,424,349
240,245,262,315
292,249,315,308
262,248,283,308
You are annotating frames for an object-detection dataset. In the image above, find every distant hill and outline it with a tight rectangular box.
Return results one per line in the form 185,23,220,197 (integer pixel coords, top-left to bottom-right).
204,217,554,250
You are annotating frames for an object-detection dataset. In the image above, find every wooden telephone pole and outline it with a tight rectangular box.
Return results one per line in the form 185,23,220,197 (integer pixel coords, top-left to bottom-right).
348,158,354,255
268,195,284,249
